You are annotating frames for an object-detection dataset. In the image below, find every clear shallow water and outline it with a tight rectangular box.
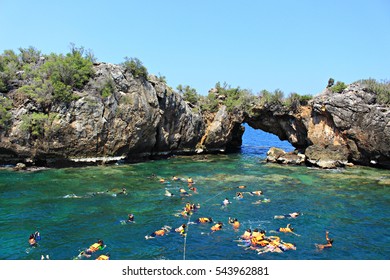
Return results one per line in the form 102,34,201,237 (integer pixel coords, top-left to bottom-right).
0,125,389,260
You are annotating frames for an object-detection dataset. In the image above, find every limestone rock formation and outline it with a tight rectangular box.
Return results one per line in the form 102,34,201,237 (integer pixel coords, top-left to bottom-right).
198,106,244,153
0,63,206,166
248,83,390,169
1,59,389,170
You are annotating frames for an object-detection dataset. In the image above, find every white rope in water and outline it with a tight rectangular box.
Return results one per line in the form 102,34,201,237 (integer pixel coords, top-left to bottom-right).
182,188,230,260
183,215,191,260
203,188,230,205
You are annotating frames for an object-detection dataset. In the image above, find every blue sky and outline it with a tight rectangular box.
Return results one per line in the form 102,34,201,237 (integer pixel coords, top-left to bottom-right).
1,0,389,96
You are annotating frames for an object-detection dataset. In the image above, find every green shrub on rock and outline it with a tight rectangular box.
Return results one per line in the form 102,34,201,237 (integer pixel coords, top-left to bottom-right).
0,96,12,129
121,57,148,79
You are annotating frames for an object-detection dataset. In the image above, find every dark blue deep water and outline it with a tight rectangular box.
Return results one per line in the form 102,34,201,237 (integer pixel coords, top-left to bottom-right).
0,124,389,260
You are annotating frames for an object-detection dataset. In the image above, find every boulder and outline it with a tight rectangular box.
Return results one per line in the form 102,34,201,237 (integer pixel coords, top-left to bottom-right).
266,147,305,165
14,162,27,171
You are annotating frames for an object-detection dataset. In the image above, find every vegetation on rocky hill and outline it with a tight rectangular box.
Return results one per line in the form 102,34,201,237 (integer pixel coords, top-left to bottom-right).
1,46,389,122
358,78,390,105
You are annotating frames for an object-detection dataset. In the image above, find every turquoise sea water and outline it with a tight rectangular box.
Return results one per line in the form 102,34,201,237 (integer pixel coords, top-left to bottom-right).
0,125,389,260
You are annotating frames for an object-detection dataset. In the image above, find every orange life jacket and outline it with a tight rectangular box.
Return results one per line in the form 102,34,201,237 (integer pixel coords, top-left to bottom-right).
155,229,165,236
211,224,222,231
199,218,211,223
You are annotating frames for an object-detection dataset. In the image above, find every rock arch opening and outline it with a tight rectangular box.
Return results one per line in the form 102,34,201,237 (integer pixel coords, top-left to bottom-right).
241,123,294,157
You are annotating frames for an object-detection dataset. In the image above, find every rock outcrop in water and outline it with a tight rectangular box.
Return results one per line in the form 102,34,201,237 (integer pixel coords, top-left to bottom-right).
1,60,389,169
0,63,206,166
247,83,390,169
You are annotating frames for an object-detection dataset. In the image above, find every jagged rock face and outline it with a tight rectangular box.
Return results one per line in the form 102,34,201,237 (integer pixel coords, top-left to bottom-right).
311,85,390,167
201,106,245,152
1,64,388,170
0,63,205,165
246,83,390,169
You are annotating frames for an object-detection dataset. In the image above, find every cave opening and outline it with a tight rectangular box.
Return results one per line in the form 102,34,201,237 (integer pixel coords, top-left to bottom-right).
241,123,294,157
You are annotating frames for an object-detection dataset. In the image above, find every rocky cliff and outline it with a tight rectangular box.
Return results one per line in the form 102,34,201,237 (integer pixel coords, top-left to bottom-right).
0,63,208,166
246,83,390,169
1,61,389,169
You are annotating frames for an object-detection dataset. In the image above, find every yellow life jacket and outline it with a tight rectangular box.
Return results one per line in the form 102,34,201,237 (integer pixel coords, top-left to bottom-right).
267,236,281,246
250,237,258,246
233,221,240,229
253,233,265,241
251,238,269,247
199,218,210,223
89,243,101,252
96,255,109,260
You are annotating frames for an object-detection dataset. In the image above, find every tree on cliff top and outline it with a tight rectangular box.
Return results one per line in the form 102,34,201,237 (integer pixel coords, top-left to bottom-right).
177,84,199,105
122,57,148,79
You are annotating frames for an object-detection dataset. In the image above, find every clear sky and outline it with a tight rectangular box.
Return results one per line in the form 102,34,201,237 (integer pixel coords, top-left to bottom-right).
1,0,389,96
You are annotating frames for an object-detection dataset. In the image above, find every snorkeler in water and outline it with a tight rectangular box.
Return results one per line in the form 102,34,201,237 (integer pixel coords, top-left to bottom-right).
235,192,244,199
179,188,191,197
248,190,263,196
240,228,252,240
277,224,294,233
165,189,175,197
175,224,187,236
228,217,240,229
222,198,231,206
274,212,301,219
127,213,135,223
28,232,39,247
211,222,223,233
76,239,106,259
145,226,172,239
315,231,333,250
195,217,213,224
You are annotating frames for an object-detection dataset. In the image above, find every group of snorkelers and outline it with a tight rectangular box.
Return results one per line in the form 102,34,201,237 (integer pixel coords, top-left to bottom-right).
154,176,334,255
30,175,332,259
63,187,128,199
